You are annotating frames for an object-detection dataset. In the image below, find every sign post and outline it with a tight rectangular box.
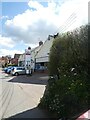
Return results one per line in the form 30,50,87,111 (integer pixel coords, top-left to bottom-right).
25,47,32,75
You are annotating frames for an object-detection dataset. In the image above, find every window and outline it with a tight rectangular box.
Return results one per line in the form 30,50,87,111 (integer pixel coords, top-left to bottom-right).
22,68,25,70
17,67,22,70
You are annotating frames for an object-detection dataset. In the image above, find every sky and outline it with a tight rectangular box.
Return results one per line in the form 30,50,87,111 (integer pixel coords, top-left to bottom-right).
0,0,89,58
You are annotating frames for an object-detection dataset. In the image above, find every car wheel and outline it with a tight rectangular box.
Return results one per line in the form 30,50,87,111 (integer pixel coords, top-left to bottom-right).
15,72,19,76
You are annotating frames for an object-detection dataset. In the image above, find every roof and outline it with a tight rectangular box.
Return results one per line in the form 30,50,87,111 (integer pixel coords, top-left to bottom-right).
35,38,54,59
31,45,43,57
18,54,25,61
14,54,22,59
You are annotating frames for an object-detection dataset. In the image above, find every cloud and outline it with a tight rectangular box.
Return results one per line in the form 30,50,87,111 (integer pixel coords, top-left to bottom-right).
1,0,88,57
0,35,15,48
0,48,24,58
3,0,88,46
25,43,39,49
28,0,44,10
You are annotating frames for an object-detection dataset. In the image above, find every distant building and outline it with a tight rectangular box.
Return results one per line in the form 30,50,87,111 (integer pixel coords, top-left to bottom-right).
18,54,25,67
14,54,22,59
11,54,21,65
18,41,43,71
18,38,55,73
0,56,11,67
18,48,31,69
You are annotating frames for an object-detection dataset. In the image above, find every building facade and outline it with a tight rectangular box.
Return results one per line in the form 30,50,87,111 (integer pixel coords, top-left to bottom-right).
18,42,43,71
35,38,54,71
11,54,21,65
18,39,54,72
18,47,31,69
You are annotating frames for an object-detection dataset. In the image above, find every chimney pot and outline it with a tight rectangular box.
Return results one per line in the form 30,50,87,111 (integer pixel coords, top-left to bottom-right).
39,41,43,46
28,47,31,50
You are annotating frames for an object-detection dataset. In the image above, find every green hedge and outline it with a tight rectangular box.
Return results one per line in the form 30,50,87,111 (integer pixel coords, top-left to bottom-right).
7,64,17,66
39,25,89,119
2,63,17,68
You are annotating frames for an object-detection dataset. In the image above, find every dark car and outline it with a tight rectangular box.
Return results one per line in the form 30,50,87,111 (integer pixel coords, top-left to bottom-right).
7,67,15,74
4,66,13,73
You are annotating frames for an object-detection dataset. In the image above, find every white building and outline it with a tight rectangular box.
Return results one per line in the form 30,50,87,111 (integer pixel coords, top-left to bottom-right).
18,37,56,72
30,42,43,71
18,41,43,71
18,47,31,69
35,38,54,71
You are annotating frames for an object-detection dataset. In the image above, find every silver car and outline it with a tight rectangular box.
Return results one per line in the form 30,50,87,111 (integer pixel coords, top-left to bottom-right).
11,67,26,76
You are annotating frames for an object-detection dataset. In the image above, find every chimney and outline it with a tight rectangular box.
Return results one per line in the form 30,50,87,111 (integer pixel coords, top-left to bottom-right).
28,47,31,50
39,41,43,46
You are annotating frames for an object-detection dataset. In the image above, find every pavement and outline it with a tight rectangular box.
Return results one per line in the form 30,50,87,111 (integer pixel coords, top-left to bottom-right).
0,69,54,119
1,68,90,120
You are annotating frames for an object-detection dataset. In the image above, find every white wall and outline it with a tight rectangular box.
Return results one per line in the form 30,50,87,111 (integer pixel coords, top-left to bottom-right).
31,45,43,70
36,56,49,63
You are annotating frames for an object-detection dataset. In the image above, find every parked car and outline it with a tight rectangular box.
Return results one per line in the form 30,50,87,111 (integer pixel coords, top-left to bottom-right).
4,66,13,73
7,67,15,74
11,67,26,76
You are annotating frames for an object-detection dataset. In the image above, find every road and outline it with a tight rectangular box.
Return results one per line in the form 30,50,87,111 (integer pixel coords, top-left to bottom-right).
0,68,52,119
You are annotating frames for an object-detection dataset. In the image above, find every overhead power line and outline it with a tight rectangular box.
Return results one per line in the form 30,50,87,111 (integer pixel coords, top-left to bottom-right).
52,8,79,35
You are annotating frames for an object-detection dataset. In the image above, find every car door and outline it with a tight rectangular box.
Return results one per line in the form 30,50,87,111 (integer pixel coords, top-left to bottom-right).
17,67,22,74
21,67,25,74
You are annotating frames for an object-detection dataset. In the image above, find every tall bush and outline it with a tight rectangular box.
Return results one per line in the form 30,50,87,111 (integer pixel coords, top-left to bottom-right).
39,25,89,119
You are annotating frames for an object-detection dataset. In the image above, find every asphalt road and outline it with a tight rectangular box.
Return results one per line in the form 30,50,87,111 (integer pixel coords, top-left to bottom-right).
0,68,52,119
